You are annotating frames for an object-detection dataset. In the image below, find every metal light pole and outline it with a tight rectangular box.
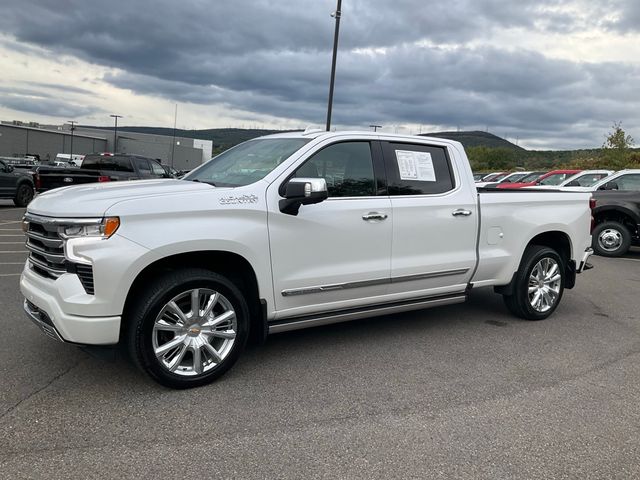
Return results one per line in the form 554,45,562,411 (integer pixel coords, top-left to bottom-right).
110,114,122,152
325,0,342,131
68,120,77,161
170,104,177,168
369,125,382,132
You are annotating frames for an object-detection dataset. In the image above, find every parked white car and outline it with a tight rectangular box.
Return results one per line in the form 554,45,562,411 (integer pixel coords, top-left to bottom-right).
475,171,533,188
21,131,594,388
527,170,613,190
560,169,640,192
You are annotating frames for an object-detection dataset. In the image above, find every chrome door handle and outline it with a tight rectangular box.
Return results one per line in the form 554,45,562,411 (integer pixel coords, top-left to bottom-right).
362,212,388,221
452,209,472,217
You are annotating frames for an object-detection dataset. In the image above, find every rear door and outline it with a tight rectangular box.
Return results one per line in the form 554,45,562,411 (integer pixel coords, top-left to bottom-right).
381,140,477,298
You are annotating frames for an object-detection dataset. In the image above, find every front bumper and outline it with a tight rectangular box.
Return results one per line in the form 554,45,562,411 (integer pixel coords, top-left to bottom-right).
21,268,121,345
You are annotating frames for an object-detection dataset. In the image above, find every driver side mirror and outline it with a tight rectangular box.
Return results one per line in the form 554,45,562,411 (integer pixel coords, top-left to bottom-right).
279,177,328,215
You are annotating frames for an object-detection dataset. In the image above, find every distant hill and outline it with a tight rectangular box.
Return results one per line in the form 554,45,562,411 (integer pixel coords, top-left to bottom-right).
84,126,288,152
421,130,525,151
87,126,524,151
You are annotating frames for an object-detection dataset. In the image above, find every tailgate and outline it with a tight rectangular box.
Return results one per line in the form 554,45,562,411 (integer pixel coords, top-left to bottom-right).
37,167,101,191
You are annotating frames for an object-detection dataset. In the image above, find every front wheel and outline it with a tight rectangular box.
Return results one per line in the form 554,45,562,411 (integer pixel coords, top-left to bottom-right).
126,269,249,388
503,245,565,320
13,183,34,207
592,221,631,257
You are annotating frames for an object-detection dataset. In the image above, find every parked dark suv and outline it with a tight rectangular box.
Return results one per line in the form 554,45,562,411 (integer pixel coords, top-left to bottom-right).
0,159,35,207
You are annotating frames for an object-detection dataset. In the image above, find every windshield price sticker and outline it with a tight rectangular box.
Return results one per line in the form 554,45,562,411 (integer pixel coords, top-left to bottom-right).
395,150,436,182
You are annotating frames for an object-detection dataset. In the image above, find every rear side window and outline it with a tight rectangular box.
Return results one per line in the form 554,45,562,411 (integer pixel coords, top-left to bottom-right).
381,142,454,195
82,155,134,172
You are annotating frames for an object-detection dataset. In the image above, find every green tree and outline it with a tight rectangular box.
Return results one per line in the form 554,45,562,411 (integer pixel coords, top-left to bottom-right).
602,122,634,168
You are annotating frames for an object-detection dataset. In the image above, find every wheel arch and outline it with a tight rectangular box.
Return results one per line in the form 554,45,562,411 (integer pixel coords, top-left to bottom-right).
593,207,639,231
495,230,575,295
121,250,267,343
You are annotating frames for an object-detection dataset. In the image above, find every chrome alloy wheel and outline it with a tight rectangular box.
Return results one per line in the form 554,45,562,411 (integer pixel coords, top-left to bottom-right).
598,228,623,252
527,257,561,313
152,288,237,376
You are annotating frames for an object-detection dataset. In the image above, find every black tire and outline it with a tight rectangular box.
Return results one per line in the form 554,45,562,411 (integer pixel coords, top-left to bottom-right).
126,268,249,389
13,183,34,207
502,245,565,321
592,221,631,257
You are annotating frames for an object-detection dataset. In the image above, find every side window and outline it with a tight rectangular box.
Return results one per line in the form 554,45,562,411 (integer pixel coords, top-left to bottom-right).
96,156,133,172
135,158,151,175
293,142,376,197
615,174,640,191
150,161,166,175
382,142,454,195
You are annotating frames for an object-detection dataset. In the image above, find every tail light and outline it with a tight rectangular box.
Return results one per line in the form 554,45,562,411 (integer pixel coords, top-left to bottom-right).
34,173,41,190
589,197,596,233
98,175,111,183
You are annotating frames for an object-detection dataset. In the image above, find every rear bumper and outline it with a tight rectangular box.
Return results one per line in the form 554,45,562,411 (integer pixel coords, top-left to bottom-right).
577,247,594,273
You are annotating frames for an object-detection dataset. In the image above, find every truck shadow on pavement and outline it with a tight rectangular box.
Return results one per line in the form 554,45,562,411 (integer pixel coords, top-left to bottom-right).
64,287,515,391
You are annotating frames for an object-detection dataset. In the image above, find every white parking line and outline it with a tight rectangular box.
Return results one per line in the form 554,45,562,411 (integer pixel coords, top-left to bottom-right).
0,242,25,244
0,228,22,231
0,234,24,237
0,251,27,254
0,221,21,225
0,262,26,265
0,273,21,277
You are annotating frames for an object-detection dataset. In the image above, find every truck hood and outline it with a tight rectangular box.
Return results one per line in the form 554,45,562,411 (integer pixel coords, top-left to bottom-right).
27,179,215,217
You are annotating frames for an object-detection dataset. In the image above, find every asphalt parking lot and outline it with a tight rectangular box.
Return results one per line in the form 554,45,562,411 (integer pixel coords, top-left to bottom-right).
1,200,639,479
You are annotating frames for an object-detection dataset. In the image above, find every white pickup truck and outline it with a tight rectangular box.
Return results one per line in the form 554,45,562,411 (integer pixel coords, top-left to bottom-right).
21,131,594,388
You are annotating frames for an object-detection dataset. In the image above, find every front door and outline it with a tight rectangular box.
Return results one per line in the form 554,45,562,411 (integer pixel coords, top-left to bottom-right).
267,140,392,319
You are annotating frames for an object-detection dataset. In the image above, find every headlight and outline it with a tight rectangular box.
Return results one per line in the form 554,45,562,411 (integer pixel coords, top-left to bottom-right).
62,217,120,239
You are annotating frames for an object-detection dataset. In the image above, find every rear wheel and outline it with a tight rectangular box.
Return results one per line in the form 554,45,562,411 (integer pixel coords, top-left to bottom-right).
126,269,249,388
503,245,565,320
592,221,631,257
13,183,34,207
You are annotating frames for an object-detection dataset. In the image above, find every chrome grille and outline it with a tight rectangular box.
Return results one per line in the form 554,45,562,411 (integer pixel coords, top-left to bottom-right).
25,219,66,279
24,214,96,295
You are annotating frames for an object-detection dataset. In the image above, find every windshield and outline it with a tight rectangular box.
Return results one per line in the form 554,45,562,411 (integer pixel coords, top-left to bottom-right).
499,172,527,183
518,172,545,183
184,138,311,187
571,173,610,186
539,173,570,186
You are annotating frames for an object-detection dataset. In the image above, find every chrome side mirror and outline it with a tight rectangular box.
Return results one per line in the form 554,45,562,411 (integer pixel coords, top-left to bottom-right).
279,177,328,215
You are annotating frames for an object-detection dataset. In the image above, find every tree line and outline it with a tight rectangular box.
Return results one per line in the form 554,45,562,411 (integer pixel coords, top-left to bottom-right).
468,123,639,172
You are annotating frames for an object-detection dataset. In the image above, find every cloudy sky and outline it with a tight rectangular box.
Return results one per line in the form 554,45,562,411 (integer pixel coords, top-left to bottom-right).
0,0,639,149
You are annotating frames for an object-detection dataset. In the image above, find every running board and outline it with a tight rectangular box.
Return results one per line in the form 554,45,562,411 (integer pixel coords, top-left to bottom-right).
268,293,467,334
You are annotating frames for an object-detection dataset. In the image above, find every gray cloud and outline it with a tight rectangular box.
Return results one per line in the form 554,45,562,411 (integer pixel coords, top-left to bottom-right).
0,88,102,118
0,0,638,148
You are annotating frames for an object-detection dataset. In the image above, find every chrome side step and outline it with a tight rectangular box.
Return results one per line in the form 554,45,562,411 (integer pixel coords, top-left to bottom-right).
268,293,467,334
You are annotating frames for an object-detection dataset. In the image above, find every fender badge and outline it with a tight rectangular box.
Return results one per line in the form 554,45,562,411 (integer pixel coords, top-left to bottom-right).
219,195,258,205
63,177,74,183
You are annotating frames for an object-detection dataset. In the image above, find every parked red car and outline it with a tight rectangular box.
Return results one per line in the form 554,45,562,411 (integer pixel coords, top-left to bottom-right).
497,170,581,189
